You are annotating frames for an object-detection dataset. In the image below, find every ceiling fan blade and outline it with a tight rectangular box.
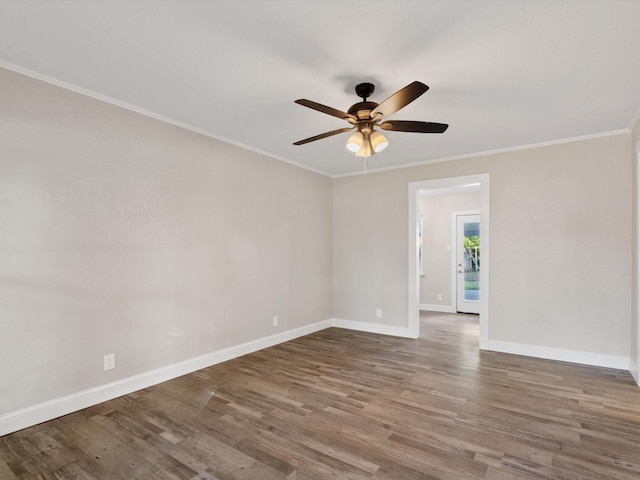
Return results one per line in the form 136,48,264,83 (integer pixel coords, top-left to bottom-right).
370,81,429,119
293,127,354,145
380,120,448,133
295,99,357,122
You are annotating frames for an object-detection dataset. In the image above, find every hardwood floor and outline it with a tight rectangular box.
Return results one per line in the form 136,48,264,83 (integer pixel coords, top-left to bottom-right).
2,312,640,479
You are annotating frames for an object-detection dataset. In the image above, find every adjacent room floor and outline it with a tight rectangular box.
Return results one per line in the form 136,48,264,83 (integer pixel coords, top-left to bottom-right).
1,312,639,479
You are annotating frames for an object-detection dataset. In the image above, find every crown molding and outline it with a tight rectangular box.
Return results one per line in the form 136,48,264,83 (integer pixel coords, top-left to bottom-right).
0,61,332,178
332,129,630,178
1,60,634,180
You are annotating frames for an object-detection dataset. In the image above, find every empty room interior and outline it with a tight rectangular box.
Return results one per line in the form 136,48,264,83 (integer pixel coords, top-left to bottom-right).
1,1,640,479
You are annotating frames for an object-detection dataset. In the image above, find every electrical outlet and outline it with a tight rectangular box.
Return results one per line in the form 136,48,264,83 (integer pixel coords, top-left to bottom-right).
272,316,279,327
437,294,443,301
376,309,382,318
103,353,115,371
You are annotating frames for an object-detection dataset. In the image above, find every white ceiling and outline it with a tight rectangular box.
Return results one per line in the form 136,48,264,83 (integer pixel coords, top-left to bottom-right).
1,1,640,177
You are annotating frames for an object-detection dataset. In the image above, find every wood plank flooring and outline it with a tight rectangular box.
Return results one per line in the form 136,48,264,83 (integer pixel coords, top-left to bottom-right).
1,312,640,479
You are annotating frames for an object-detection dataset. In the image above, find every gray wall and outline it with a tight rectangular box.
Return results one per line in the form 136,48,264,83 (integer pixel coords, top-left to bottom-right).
0,68,333,414
333,134,632,358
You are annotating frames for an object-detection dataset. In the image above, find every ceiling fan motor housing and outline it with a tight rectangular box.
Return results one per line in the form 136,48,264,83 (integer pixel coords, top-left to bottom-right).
348,101,379,121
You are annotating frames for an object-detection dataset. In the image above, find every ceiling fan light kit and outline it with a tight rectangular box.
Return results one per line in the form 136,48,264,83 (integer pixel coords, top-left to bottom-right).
293,81,448,160
348,130,389,157
370,131,389,152
346,132,363,152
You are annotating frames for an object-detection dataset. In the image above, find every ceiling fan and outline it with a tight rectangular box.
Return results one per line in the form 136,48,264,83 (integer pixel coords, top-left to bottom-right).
293,81,448,157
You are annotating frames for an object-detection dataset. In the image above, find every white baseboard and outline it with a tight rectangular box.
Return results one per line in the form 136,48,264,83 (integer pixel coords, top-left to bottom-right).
631,358,640,386
331,318,415,338
419,304,456,313
489,340,630,371
4,319,635,437
0,319,332,437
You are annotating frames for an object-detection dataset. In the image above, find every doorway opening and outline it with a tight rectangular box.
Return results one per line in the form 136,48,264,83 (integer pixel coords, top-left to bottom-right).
633,142,640,385
408,174,490,349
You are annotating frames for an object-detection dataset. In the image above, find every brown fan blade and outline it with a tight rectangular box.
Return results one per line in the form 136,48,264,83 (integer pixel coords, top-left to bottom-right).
370,81,429,119
293,127,354,145
295,99,357,122
380,120,448,133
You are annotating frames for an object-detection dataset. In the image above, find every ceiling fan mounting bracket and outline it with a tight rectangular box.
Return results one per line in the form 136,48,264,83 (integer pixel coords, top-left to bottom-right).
355,82,375,101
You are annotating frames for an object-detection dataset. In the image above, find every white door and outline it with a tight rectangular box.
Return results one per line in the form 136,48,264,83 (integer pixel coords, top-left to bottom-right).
456,214,480,314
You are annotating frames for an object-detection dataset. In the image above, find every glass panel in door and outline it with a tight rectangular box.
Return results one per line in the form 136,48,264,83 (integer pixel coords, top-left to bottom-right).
456,214,480,314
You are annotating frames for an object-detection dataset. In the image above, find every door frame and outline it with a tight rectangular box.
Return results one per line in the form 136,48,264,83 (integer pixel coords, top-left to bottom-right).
633,141,640,385
408,174,490,349
453,211,481,314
